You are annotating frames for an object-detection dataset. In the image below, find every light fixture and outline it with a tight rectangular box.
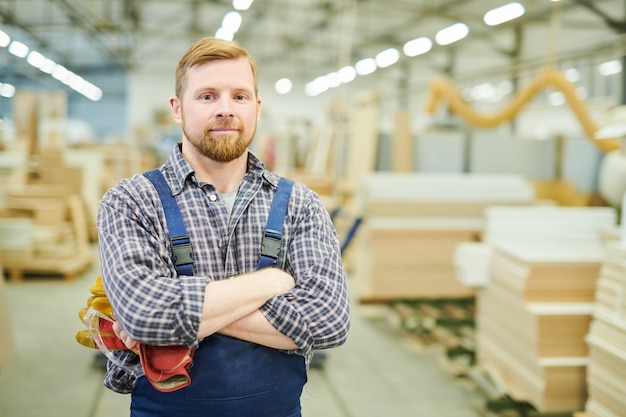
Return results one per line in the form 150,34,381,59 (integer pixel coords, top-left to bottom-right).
548,91,565,106
598,59,622,76
222,11,242,33
274,78,292,95
435,23,469,46
355,58,377,75
0,31,103,101
26,50,46,68
375,48,400,68
52,64,70,83
0,83,15,98
483,2,525,26
403,37,432,57
215,27,234,41
564,68,580,82
338,66,356,83
0,30,10,47
8,40,29,58
38,57,57,74
233,0,253,10
305,76,330,97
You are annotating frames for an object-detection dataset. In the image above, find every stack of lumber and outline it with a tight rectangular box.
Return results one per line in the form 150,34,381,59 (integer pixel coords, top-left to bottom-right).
0,149,94,281
584,241,626,417
455,206,616,288
353,173,535,302
0,187,92,281
477,241,605,413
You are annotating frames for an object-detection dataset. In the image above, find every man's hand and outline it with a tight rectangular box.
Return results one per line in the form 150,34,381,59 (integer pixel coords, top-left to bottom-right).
259,267,296,296
112,321,138,350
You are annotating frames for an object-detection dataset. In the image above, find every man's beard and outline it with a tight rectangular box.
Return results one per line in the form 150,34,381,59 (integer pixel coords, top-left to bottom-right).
183,120,255,163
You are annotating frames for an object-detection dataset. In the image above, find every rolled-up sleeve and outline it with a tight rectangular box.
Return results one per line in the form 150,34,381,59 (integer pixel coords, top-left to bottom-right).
97,178,205,348
259,191,351,355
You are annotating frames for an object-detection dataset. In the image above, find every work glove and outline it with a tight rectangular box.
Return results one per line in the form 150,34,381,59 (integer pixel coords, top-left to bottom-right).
139,344,194,392
75,276,128,351
75,276,195,392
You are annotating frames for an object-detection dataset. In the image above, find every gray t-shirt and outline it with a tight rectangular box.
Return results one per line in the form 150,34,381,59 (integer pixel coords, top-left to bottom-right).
219,186,239,218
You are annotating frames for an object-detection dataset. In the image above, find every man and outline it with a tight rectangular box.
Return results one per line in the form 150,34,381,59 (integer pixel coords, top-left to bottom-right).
97,37,351,416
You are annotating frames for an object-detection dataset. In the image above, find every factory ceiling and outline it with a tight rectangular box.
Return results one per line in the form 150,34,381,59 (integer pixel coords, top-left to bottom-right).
0,0,624,96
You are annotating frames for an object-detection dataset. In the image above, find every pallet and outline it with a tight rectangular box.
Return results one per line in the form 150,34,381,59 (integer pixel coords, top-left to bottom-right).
388,298,477,375
2,252,92,282
1,193,92,282
470,365,584,417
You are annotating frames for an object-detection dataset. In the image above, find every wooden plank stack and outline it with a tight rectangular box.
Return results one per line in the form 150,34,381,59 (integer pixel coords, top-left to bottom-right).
455,206,616,288
477,240,606,413
584,241,626,417
353,173,535,302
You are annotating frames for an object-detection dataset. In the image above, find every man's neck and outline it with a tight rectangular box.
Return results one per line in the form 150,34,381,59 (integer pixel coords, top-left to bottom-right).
182,143,248,194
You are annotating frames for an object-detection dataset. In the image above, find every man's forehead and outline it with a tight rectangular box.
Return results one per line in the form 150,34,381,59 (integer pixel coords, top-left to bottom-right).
187,59,254,87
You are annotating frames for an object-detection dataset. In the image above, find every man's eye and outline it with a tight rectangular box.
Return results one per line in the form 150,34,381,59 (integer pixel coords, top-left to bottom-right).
201,94,213,100
236,95,247,100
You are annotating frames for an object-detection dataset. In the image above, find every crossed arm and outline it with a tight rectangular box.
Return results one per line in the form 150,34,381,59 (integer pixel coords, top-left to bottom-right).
114,267,298,351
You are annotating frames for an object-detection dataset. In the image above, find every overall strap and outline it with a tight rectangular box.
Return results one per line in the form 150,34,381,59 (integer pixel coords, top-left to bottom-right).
143,169,194,276
257,178,294,270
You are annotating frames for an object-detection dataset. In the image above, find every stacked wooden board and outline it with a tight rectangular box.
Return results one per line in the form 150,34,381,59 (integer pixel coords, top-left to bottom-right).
455,206,616,288
353,173,535,302
477,241,606,413
584,241,626,417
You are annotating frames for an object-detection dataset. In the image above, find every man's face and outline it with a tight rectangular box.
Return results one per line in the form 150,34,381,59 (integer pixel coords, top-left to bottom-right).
170,58,261,162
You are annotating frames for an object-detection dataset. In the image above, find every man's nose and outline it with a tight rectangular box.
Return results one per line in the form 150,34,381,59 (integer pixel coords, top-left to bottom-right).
215,98,234,118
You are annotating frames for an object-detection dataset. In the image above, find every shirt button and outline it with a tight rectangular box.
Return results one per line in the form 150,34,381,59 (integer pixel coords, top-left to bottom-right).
209,194,218,202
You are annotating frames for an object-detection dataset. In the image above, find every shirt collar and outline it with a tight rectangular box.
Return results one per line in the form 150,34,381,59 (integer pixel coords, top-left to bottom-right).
164,143,278,195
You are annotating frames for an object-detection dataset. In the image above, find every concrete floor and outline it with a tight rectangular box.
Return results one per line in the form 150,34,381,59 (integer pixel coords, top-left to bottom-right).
0,246,486,417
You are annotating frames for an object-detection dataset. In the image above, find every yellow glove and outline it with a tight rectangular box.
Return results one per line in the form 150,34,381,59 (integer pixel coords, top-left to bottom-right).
76,277,195,392
75,276,124,350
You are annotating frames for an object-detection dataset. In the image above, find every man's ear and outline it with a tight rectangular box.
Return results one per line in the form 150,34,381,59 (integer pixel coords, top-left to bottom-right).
170,96,182,123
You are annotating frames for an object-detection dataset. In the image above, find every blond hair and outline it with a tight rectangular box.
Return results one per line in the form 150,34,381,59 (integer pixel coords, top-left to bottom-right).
175,37,258,97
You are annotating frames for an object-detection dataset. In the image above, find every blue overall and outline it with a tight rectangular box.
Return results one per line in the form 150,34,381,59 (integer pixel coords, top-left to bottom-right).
130,335,307,417
131,172,306,416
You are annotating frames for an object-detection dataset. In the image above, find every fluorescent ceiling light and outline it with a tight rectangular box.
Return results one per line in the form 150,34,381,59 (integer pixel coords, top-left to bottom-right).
0,30,10,47
2,32,102,100
26,50,46,68
52,64,70,82
0,83,15,98
338,65,356,83
233,0,253,10
435,23,469,46
548,91,565,106
598,59,622,76
81,83,102,101
403,37,432,57
484,2,525,26
375,48,399,68
39,58,57,74
222,11,242,33
68,73,86,91
326,72,341,88
305,76,330,97
355,57,377,75
215,27,234,41
8,40,29,58
274,78,292,95
564,68,580,82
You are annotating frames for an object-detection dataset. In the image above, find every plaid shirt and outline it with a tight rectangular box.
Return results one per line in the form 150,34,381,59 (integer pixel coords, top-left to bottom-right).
97,144,350,393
